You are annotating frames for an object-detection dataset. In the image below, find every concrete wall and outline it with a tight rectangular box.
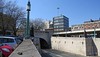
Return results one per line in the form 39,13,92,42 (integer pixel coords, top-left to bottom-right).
85,38,93,56
93,38,100,56
51,37,87,56
51,37,100,56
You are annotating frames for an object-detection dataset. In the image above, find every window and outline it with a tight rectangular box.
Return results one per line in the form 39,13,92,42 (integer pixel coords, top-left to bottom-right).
54,22,64,25
0,38,14,43
88,24,90,26
93,27,94,29
54,29,64,31
54,29,58,31
97,23,99,28
3,38,8,43
58,19,63,22
85,24,86,28
92,24,94,26
8,39,14,43
54,16,63,20
54,17,59,20
82,27,83,29
59,16,63,19
54,19,63,23
88,27,90,29
54,20,58,22
54,26,64,28
74,27,78,29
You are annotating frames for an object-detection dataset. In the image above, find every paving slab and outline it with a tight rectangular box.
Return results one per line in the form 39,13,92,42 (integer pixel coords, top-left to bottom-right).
9,39,41,57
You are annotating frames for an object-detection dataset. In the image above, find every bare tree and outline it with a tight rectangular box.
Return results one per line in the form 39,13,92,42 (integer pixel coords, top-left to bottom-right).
0,0,8,35
0,0,26,36
30,18,44,30
4,1,26,36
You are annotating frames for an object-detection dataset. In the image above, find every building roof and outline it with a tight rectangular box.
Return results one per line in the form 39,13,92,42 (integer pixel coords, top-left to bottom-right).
84,19,100,23
71,24,83,26
53,14,69,19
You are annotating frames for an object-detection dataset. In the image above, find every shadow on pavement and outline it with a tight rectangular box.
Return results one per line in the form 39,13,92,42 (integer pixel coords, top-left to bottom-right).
41,49,52,57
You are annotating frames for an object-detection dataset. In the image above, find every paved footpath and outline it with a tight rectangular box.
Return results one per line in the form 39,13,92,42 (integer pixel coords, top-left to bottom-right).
9,39,41,57
41,49,99,57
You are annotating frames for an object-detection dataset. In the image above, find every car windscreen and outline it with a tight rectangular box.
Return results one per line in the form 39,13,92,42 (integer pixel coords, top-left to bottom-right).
0,38,14,43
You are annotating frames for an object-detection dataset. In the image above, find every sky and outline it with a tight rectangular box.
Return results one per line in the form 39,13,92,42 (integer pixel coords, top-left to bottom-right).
7,0,100,27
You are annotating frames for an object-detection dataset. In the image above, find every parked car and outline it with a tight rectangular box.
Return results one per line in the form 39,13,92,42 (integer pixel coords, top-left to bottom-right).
0,44,14,57
5,35,22,44
5,35,15,37
0,36,17,49
18,36,23,41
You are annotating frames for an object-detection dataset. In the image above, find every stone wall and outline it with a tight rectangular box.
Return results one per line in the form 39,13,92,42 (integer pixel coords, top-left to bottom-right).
34,31,49,44
34,31,53,48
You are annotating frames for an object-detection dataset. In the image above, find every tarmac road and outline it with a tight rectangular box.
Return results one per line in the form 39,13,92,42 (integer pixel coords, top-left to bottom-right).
41,49,87,57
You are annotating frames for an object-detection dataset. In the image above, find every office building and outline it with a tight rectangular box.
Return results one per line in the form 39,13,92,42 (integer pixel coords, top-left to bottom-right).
53,14,69,33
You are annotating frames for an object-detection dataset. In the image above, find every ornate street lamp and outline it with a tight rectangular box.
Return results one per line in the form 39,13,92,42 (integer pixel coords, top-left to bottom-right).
84,29,87,38
94,26,96,38
25,0,31,39
65,31,67,37
27,0,31,11
94,27,96,38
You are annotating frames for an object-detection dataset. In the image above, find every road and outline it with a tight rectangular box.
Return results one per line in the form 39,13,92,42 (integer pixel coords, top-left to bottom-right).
41,49,86,57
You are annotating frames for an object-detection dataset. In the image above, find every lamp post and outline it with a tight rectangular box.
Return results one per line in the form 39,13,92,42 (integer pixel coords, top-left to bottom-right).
94,27,96,38
84,29,86,38
25,0,31,39
65,31,67,37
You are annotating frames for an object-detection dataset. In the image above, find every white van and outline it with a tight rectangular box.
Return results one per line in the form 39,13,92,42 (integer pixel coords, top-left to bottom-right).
0,36,17,48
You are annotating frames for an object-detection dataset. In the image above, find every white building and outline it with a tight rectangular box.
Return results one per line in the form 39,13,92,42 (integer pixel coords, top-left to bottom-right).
43,20,53,30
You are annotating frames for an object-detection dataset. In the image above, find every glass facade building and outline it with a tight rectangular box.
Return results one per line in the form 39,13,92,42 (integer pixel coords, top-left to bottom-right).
53,15,69,33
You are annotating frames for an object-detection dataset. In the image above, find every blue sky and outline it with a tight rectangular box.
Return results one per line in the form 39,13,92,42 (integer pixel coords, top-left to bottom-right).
7,0,100,27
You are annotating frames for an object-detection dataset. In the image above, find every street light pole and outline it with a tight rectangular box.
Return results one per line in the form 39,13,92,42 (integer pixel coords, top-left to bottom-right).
84,29,86,38
65,31,67,37
25,0,31,39
94,27,96,38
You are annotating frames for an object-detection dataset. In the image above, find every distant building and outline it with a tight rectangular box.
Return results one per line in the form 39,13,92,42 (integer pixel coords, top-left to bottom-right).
71,24,83,31
16,28,24,36
0,28,11,35
83,19,100,30
53,14,69,33
43,20,53,31
53,19,100,38
69,27,71,31
49,22,53,29
71,19,100,31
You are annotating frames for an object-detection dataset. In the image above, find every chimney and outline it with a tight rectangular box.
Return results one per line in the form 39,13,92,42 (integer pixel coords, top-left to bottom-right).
90,19,93,22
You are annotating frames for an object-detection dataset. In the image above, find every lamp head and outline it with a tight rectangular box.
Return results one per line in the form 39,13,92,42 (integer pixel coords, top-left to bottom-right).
27,0,31,11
